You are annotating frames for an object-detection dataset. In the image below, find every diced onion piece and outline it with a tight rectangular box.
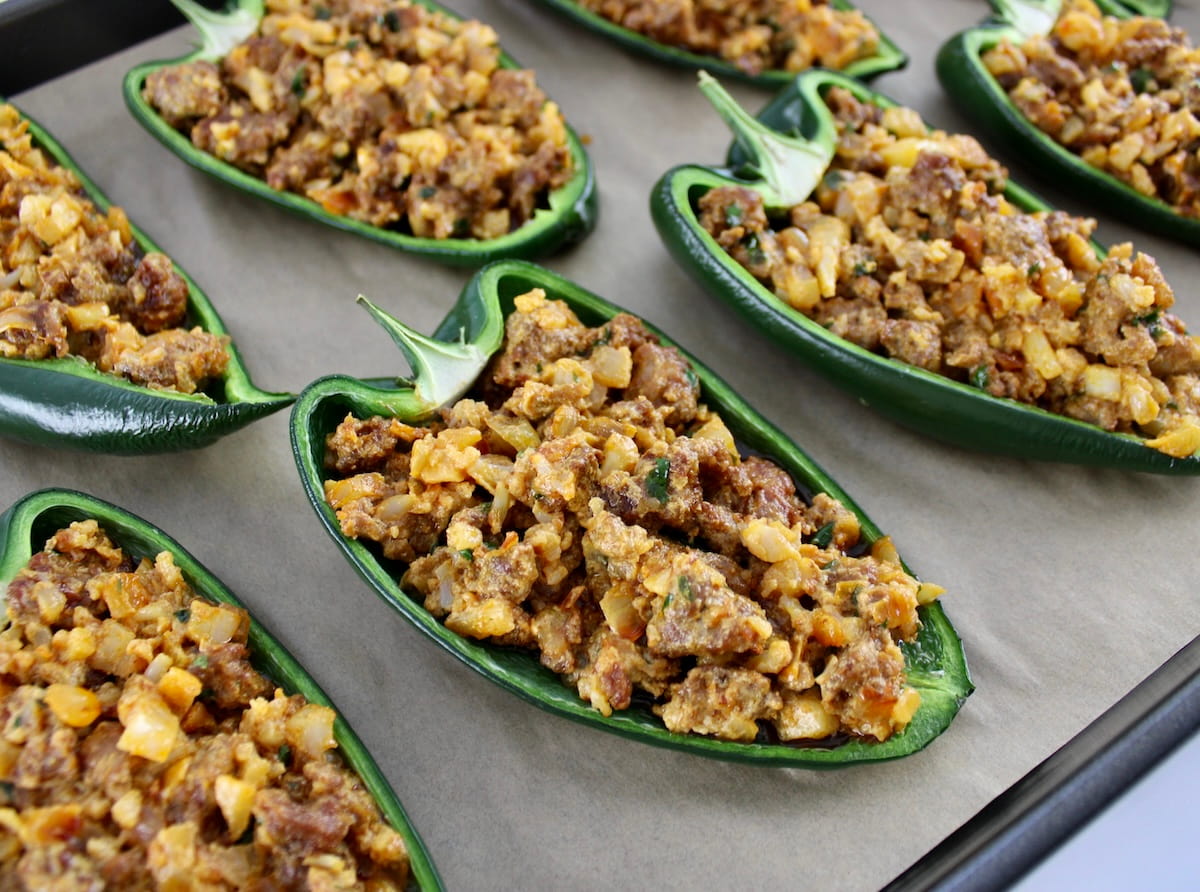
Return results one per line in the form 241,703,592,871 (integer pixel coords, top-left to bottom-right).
1145,421,1200,458
485,413,540,453
1022,327,1063,379
111,791,142,830
118,691,180,763
410,428,482,484
44,683,101,728
22,804,81,845
774,691,839,741
891,687,922,729
600,582,644,640
811,609,849,647
468,454,514,494
691,415,738,459
214,775,256,838
916,582,946,605
285,704,337,760
869,535,900,565
600,433,639,478
158,667,203,715
64,302,111,331
187,600,243,646
446,600,516,639
586,345,632,388
1083,364,1122,400
740,518,799,563
446,520,483,552
745,638,792,674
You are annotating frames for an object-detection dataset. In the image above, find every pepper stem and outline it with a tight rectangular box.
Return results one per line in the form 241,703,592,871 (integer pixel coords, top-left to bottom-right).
697,71,835,209
170,0,264,61
989,0,1058,38
357,296,491,417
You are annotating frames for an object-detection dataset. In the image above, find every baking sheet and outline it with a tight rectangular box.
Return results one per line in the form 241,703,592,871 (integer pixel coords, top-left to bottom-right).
5,0,1200,888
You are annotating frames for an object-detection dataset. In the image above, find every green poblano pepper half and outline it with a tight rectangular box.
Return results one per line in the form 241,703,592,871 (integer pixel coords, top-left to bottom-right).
289,259,972,766
0,487,444,889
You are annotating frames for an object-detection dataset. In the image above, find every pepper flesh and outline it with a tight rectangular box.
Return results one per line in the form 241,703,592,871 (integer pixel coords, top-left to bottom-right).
649,70,1200,473
289,259,972,766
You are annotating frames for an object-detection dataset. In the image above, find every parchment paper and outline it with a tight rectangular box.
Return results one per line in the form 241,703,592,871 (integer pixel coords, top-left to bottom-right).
6,1,1199,888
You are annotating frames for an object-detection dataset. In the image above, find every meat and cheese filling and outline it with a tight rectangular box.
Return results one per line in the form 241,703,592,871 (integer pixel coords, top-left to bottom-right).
325,288,940,744
577,0,880,76
983,0,1200,217
144,0,575,241
0,106,229,394
700,87,1200,458
0,521,409,890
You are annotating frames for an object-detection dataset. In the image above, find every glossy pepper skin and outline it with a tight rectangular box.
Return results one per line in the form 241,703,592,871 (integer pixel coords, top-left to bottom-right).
935,0,1198,246
289,259,972,766
527,0,906,87
1111,0,1171,16
650,70,1200,474
0,106,291,454
0,488,445,890
122,0,597,267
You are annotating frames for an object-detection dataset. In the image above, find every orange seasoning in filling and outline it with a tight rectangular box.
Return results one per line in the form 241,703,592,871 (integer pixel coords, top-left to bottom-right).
0,521,409,889
143,0,575,241
324,288,939,744
699,86,1200,458
0,106,228,394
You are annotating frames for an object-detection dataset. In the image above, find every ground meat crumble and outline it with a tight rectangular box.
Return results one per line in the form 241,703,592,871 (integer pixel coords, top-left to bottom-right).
983,0,1200,218
324,288,942,744
0,105,229,394
143,0,575,241
577,0,880,76
0,521,409,889
699,86,1200,458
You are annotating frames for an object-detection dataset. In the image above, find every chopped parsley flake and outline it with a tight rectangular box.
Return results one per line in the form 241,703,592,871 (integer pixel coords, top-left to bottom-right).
811,522,835,549
646,457,671,502
970,365,990,390
741,231,766,267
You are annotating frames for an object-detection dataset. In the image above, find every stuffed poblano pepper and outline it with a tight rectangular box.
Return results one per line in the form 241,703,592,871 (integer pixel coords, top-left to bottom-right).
0,103,290,453
0,488,443,889
290,259,971,766
936,0,1199,246
651,70,1200,472
122,0,596,267
527,0,906,87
